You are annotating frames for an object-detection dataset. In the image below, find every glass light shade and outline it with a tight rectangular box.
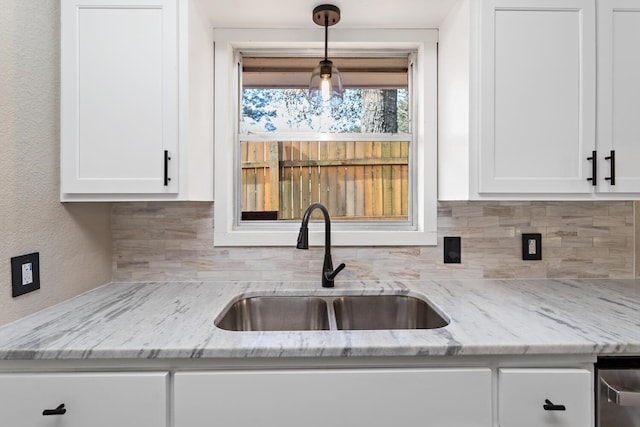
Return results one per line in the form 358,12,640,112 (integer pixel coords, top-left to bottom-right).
308,61,343,108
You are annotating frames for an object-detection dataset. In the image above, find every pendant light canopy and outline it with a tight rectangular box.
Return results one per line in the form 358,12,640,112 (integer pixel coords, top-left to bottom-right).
308,4,343,108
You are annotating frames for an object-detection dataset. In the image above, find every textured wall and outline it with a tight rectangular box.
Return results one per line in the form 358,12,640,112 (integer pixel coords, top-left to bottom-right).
0,0,112,326
113,201,634,281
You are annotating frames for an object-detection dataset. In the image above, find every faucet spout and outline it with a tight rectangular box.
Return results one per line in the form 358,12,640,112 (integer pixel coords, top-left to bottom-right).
296,226,309,249
296,203,345,287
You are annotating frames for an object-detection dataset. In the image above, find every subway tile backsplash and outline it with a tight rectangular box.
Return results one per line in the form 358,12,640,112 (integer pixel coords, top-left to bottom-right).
112,201,635,281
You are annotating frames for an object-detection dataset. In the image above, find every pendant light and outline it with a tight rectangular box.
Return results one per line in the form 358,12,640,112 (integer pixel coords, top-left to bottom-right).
308,4,343,107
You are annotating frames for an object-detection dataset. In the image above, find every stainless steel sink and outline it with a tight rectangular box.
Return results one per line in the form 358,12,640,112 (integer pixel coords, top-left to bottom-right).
215,296,330,331
215,294,449,331
333,295,449,330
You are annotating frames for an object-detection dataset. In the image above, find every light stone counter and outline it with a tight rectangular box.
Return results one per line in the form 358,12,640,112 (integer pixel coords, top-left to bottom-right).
0,279,639,360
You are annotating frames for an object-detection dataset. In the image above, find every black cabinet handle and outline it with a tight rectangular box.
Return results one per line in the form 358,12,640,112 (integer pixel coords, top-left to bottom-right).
164,150,171,186
605,150,615,185
586,150,597,186
42,403,66,416
543,399,566,411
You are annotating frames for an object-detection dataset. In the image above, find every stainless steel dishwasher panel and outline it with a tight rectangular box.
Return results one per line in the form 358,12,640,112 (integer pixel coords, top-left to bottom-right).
598,368,640,427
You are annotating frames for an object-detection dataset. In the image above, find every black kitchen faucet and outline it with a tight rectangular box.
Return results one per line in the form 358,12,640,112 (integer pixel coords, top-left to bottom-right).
296,203,346,287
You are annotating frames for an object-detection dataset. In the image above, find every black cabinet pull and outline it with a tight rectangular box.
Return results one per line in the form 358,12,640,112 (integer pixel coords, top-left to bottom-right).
586,150,597,186
543,399,566,411
605,150,615,185
164,150,171,186
42,403,66,416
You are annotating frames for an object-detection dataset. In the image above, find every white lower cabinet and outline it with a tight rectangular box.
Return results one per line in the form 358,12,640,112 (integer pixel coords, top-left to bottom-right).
174,368,492,427
498,368,592,427
0,365,593,426
0,372,168,427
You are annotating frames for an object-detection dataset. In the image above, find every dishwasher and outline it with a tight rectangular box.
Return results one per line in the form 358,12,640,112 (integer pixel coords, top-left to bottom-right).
597,357,640,426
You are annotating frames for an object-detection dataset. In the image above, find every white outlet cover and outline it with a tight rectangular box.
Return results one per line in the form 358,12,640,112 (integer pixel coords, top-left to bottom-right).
22,263,33,286
11,252,40,297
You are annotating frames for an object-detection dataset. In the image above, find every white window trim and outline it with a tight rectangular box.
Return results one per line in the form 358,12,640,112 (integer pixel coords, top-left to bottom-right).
213,29,438,247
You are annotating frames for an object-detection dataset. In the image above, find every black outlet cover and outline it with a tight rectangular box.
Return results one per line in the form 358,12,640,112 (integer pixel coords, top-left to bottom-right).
11,252,40,297
522,233,542,261
444,237,461,264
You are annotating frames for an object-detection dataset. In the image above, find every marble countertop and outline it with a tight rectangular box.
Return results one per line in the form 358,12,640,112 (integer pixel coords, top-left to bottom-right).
0,279,639,360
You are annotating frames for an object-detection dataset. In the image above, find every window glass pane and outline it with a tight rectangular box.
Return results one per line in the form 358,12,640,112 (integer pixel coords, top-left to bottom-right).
239,55,412,223
241,88,409,134
241,141,409,221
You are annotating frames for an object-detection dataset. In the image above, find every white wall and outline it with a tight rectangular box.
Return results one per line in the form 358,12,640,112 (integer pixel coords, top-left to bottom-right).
0,0,112,326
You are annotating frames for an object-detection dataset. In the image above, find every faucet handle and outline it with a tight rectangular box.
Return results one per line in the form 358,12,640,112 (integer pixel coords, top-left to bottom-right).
326,263,346,281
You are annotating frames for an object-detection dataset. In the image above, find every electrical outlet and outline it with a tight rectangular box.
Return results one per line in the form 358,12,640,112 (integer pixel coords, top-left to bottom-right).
522,234,542,261
444,237,461,264
11,252,40,297
21,263,33,285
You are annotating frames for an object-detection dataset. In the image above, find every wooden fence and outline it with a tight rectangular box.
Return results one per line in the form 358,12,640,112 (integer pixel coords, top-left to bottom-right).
241,141,409,220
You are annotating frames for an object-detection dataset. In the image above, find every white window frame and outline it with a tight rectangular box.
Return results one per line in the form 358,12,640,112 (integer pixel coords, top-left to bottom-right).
213,29,438,246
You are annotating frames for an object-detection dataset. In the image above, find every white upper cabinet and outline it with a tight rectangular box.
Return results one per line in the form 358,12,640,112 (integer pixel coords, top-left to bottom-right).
60,0,214,201
597,0,640,193
61,0,179,196
452,0,640,198
478,0,596,194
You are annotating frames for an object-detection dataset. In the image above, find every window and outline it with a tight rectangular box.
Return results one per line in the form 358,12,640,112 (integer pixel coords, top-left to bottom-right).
213,29,437,246
241,56,411,223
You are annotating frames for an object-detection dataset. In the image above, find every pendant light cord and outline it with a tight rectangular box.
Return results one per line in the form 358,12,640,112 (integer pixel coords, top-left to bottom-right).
324,15,329,61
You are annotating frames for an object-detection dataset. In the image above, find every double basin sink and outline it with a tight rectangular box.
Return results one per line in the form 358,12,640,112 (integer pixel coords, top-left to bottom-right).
215,293,450,331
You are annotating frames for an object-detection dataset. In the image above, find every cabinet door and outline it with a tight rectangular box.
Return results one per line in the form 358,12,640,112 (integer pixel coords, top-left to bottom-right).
0,372,168,427
499,368,593,427
597,1,640,193
478,0,596,193
61,0,178,195
175,368,492,427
